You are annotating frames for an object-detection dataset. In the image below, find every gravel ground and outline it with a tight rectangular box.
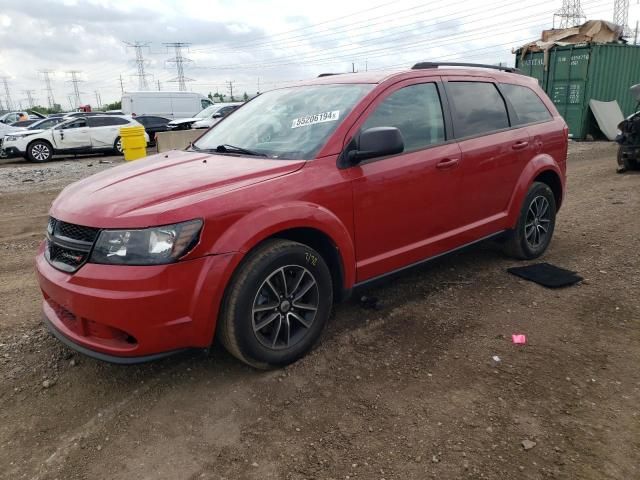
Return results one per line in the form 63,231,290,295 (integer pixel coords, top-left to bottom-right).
0,143,638,480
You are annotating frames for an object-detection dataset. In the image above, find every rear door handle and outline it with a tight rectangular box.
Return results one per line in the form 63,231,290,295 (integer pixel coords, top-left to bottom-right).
512,140,529,150
436,158,460,169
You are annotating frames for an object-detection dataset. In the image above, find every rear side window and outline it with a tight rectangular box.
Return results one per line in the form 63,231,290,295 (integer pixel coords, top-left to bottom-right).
501,83,552,125
88,117,129,127
362,83,445,152
447,82,509,137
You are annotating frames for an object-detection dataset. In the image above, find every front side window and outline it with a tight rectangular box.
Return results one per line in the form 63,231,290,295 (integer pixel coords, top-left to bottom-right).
194,84,373,160
447,82,509,137
361,83,445,152
59,119,86,129
501,83,552,125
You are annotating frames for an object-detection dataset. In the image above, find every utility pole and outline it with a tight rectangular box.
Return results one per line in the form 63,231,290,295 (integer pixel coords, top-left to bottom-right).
125,41,151,90
94,90,102,108
157,79,161,91
635,20,639,44
553,0,585,28
226,80,235,100
1,77,14,111
257,77,260,94
352,62,355,73
40,70,56,109
66,70,83,107
23,90,36,108
67,96,73,111
163,42,194,91
613,0,632,38
119,74,125,94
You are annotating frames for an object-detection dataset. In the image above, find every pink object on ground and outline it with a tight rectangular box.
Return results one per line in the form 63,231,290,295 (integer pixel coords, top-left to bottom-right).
512,334,527,345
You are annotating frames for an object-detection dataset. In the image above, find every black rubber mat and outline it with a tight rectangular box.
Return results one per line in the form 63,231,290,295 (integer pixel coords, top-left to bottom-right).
507,262,583,289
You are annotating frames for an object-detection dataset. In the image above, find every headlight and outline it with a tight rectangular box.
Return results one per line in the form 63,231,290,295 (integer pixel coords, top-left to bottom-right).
5,136,19,141
90,219,203,265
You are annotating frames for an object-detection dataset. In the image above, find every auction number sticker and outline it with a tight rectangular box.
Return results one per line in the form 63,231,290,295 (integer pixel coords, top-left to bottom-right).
291,110,340,128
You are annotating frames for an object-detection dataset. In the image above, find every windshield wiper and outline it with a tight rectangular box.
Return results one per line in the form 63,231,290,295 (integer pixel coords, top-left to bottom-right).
214,144,267,157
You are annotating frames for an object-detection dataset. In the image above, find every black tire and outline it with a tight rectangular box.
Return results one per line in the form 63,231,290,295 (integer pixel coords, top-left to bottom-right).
114,136,123,155
503,182,556,260
218,239,333,369
617,146,639,171
26,140,53,163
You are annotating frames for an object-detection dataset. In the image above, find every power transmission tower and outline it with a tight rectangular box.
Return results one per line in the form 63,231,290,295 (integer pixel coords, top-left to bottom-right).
553,0,585,28
125,41,152,90
613,0,632,37
23,90,36,108
66,71,83,107
95,90,102,108
40,70,56,109
226,80,235,100
119,74,125,94
157,79,161,91
0,98,4,110
163,42,194,91
1,77,14,111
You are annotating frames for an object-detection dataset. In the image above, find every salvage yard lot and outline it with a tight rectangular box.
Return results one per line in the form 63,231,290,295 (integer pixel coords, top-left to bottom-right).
0,143,638,479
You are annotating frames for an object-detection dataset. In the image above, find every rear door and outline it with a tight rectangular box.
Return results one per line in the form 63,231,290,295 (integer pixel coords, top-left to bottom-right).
348,79,464,281
87,116,130,148
443,78,531,228
53,118,91,150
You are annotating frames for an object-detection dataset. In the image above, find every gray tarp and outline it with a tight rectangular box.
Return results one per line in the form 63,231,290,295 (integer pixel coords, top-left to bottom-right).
589,99,624,141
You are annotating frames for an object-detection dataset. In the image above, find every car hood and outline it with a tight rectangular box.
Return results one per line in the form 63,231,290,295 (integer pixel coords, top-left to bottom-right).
5,128,43,137
168,117,199,125
50,149,305,227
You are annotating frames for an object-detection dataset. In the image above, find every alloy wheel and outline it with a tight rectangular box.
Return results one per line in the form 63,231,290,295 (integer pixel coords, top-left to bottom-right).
251,265,319,350
116,138,123,153
31,143,50,161
524,195,551,249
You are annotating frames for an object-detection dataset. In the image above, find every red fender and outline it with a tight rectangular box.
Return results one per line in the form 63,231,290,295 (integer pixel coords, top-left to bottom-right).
210,201,357,290
506,154,564,227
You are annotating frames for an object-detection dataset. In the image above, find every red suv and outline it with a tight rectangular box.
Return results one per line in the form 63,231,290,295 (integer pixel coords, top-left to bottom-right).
36,63,568,367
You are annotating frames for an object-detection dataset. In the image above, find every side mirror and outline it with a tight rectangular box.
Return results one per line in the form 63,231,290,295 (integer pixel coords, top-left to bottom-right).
348,127,404,164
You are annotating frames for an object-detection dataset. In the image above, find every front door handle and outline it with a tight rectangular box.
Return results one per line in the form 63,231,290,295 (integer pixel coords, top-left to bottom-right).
512,140,529,150
436,158,460,169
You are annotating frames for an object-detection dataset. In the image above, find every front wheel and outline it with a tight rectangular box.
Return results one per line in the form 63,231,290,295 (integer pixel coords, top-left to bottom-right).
617,146,639,171
503,182,556,260
27,140,53,163
218,239,333,369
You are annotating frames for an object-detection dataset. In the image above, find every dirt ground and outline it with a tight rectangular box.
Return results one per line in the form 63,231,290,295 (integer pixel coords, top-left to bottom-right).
0,144,638,480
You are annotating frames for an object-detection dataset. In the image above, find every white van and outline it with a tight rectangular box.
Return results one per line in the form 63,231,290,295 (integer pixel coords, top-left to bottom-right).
121,91,214,119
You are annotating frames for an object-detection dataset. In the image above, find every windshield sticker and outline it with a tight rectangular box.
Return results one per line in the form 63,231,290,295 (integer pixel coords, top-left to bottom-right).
291,110,340,128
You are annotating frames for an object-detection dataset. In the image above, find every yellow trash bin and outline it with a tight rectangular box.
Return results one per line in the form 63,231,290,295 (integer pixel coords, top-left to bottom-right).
119,125,147,161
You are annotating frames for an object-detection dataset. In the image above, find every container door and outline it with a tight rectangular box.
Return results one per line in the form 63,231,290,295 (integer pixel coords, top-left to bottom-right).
517,51,546,89
546,47,590,139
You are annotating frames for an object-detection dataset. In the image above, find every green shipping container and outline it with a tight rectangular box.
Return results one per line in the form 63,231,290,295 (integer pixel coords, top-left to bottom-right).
516,43,640,139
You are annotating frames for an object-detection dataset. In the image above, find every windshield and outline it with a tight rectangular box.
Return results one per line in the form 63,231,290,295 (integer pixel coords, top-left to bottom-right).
195,105,219,119
194,84,373,160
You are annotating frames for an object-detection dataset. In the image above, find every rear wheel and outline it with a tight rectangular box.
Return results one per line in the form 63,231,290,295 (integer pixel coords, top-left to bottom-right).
26,140,53,163
114,136,123,155
618,146,639,171
503,182,556,260
218,239,333,369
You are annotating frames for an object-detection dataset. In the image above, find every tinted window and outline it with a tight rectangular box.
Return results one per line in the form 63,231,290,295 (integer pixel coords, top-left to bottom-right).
201,99,213,109
501,83,552,125
87,116,129,127
447,82,509,137
60,118,86,129
362,83,445,152
137,116,168,126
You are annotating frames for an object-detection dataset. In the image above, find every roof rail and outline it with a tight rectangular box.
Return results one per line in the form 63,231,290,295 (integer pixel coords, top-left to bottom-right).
411,62,522,74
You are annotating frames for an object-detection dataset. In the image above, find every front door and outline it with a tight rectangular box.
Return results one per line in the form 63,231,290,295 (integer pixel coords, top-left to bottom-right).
54,118,91,150
347,80,463,282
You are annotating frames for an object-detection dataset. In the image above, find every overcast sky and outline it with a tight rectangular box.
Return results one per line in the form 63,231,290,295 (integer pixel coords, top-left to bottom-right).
0,0,637,108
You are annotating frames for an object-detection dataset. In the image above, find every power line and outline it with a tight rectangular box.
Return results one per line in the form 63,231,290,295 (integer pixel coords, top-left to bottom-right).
40,70,56,109
67,70,83,107
125,41,152,90
163,42,194,91
1,77,14,111
554,0,586,28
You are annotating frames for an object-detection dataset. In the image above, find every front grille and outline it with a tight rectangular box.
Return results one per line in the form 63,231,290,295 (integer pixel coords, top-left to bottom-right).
46,217,100,273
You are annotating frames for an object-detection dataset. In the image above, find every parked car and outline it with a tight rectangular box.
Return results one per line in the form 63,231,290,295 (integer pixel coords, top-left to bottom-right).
0,111,45,124
11,119,40,128
615,83,640,172
134,115,171,143
36,63,567,367
2,115,148,162
191,103,243,129
121,91,214,119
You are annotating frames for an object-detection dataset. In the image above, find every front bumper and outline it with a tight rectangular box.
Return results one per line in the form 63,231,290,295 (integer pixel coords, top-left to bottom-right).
35,242,239,362
1,146,24,158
